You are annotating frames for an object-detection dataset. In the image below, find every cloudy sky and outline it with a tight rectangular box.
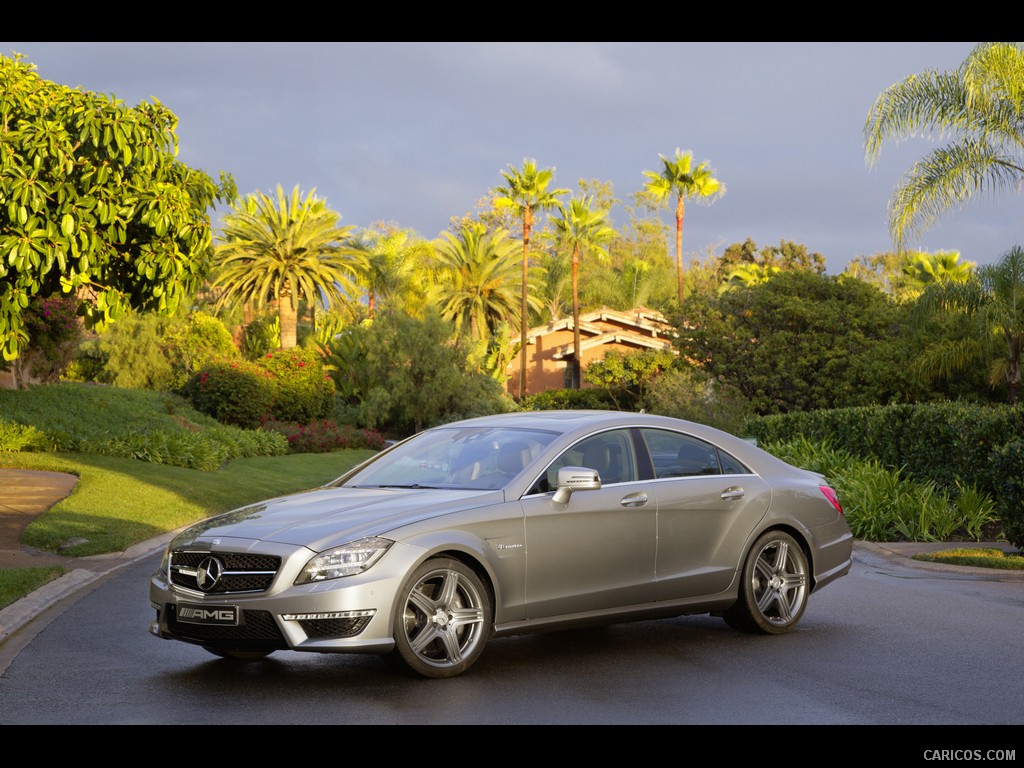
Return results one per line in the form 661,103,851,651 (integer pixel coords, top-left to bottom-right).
3,42,1018,274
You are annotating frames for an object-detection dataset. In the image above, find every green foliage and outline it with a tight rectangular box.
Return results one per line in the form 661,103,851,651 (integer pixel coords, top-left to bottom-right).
211,185,366,349
0,53,235,360
674,270,915,414
0,382,288,469
992,440,1024,549
583,348,676,410
644,365,754,434
255,347,336,424
93,310,177,390
864,42,1024,250
163,311,238,388
913,548,1024,570
762,436,998,543
330,311,515,436
519,388,617,411
0,418,50,451
240,314,280,360
181,359,276,429
745,401,1024,505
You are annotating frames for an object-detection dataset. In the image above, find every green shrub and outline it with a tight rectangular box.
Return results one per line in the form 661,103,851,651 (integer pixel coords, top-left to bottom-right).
181,359,276,429
257,347,335,423
762,436,1000,543
0,419,51,451
520,388,616,411
992,440,1024,549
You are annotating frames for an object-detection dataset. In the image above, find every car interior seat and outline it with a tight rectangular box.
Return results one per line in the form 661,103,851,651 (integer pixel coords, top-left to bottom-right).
675,441,717,476
497,440,532,477
580,440,612,480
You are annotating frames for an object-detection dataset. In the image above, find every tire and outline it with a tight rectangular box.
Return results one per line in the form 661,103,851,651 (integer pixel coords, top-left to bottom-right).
205,648,274,661
723,530,809,635
387,557,492,678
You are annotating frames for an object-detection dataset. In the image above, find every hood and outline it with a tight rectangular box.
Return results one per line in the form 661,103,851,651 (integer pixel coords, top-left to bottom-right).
171,485,503,553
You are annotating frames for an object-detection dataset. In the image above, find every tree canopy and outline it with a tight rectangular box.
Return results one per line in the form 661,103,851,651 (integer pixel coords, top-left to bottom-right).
0,53,235,360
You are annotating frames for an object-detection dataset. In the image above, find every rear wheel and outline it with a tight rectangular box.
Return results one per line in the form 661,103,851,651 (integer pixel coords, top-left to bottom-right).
387,558,492,678
723,530,809,635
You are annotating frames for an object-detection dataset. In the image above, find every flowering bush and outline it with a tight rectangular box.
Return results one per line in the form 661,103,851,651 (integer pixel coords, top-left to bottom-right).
258,347,335,423
11,295,84,384
181,359,276,429
182,347,336,429
260,417,387,454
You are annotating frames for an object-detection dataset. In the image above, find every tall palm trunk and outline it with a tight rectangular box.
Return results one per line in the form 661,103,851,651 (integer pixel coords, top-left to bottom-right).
279,286,298,349
675,194,686,302
518,209,533,401
572,245,581,389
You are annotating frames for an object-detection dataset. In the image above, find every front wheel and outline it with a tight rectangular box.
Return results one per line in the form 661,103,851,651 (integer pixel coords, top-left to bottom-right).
723,530,809,635
387,558,492,678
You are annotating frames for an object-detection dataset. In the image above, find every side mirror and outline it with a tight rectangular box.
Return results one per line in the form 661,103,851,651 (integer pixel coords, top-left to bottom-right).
552,466,602,504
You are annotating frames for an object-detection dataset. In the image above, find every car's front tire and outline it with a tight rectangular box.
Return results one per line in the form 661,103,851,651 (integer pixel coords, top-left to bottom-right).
387,557,492,678
723,530,809,635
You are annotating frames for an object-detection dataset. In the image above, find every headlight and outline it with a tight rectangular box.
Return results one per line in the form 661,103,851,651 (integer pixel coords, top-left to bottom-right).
295,537,393,584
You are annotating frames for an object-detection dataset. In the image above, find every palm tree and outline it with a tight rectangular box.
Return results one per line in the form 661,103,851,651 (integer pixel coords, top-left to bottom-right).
900,250,974,295
212,185,367,349
550,197,616,388
911,245,1024,404
642,149,724,302
349,225,430,320
428,223,529,346
864,42,1024,250
492,159,568,399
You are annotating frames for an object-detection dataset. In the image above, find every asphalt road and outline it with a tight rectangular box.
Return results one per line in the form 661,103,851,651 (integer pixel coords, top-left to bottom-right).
0,543,1022,739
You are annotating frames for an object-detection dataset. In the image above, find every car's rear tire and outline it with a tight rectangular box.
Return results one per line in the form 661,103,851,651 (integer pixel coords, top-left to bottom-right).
205,648,274,661
387,557,492,678
723,530,809,635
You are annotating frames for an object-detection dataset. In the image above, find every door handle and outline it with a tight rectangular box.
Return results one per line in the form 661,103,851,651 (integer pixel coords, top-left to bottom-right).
720,487,745,500
620,493,649,507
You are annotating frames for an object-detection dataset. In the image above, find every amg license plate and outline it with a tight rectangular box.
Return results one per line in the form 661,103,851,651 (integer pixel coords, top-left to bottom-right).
176,603,239,626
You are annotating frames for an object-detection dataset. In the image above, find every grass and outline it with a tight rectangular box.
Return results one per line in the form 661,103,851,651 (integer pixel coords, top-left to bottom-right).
913,548,1024,570
0,381,380,610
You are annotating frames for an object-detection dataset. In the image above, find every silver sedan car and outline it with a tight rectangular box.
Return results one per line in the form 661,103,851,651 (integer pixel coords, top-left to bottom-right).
149,410,853,678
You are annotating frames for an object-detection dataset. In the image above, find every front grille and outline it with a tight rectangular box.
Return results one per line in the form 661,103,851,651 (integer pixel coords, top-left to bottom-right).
167,607,286,643
169,550,281,594
298,616,372,639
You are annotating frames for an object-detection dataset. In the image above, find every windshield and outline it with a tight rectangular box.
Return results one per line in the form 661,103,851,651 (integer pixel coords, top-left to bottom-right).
341,426,559,491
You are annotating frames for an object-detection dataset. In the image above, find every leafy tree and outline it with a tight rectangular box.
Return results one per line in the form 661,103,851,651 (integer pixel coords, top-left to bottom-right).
330,311,515,435
550,196,616,388
673,270,913,414
583,348,676,410
864,42,1024,249
211,185,367,349
428,223,526,346
0,53,235,361
492,159,568,400
642,148,724,302
910,245,1024,404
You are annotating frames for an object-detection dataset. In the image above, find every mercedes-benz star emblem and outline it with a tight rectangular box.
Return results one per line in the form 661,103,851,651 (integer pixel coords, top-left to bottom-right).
196,556,224,592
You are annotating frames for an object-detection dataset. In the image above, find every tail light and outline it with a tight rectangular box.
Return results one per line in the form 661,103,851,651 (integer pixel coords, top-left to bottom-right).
819,485,844,515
